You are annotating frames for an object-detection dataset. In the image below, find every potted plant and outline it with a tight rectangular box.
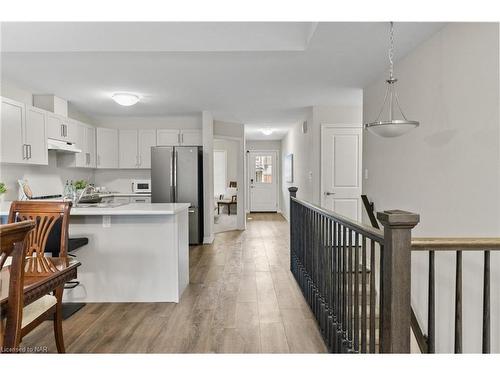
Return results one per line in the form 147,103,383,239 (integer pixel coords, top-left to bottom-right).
73,180,88,197
0,182,7,204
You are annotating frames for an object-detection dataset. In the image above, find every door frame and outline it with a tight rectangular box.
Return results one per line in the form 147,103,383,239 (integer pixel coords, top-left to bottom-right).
320,123,363,216
213,135,246,231
246,149,280,213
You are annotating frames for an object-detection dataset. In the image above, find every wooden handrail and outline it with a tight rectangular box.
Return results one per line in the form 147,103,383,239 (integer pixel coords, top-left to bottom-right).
411,238,500,251
291,196,384,242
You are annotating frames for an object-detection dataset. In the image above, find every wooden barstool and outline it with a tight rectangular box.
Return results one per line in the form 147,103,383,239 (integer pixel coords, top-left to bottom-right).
8,201,72,353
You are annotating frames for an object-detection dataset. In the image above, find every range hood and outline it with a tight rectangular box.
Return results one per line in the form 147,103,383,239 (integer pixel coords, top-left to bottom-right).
47,138,82,153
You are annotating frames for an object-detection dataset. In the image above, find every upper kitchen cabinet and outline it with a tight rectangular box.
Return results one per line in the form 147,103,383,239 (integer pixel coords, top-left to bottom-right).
1,97,48,165
59,121,96,168
47,113,76,143
157,129,180,146
156,128,201,146
119,129,156,169
24,106,49,165
97,127,119,168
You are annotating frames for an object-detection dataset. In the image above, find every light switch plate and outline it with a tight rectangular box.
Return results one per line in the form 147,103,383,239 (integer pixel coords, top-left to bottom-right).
103,215,111,228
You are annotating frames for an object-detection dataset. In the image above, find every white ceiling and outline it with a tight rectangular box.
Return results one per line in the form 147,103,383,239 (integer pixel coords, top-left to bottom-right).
0,22,445,138
245,123,297,141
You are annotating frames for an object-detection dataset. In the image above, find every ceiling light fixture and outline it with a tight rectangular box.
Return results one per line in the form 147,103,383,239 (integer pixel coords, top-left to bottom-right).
261,129,273,136
365,22,419,137
111,93,140,106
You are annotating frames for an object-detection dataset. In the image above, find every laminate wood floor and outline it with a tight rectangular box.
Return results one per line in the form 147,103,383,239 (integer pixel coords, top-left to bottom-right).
21,213,327,353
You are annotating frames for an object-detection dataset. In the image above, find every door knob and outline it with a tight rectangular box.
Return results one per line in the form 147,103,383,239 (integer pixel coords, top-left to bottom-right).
324,191,335,196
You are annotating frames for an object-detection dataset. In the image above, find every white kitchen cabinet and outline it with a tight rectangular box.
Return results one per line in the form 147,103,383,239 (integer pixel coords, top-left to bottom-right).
138,129,156,169
47,113,75,143
157,129,180,146
24,106,48,165
73,122,86,167
180,129,202,146
119,129,139,168
119,129,156,169
1,97,25,164
157,128,202,146
1,97,48,165
86,126,96,168
113,196,130,204
130,196,151,203
97,127,119,168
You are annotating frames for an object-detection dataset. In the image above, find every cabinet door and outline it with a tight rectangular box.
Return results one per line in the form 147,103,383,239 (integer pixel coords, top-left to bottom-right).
74,122,87,167
180,129,202,146
97,128,119,168
25,106,48,165
47,114,65,141
138,129,156,169
1,97,25,164
113,196,130,204
64,120,76,143
86,126,97,168
119,129,139,168
157,129,180,146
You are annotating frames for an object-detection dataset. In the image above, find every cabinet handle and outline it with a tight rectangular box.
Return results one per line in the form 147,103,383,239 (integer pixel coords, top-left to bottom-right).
28,144,32,159
60,124,63,137
181,133,184,144
64,124,67,137
22,144,26,159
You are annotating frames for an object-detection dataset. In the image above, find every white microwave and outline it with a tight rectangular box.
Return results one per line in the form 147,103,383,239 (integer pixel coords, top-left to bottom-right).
131,179,151,193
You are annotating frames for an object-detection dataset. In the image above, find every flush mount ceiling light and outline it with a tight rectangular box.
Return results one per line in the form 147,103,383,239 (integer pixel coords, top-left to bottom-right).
261,128,273,136
111,93,140,106
365,22,419,138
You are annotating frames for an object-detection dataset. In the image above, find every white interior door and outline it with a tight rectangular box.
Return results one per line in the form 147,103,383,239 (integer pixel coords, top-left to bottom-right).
321,127,362,221
249,151,277,212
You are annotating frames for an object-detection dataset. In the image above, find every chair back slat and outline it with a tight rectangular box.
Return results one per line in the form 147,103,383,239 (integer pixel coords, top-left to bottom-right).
8,201,72,276
0,220,36,351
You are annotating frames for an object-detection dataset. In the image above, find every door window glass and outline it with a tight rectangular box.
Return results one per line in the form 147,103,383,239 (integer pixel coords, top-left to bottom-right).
255,155,272,183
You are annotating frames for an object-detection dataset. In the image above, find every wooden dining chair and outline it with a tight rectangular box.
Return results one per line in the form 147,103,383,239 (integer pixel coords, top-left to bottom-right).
0,220,36,353
8,201,72,353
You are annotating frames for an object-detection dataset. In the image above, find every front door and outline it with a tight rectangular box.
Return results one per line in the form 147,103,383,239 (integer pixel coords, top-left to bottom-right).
249,151,278,212
321,127,362,221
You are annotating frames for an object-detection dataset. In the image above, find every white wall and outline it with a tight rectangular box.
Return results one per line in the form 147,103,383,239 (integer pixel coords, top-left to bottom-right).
279,104,363,220
0,153,94,201
363,23,500,353
202,111,214,243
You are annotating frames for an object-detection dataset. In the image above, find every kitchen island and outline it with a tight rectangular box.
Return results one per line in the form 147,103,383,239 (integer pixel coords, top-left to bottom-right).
0,202,190,303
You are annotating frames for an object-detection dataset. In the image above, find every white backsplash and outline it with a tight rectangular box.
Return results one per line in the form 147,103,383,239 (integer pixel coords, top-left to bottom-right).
93,169,151,193
0,152,94,200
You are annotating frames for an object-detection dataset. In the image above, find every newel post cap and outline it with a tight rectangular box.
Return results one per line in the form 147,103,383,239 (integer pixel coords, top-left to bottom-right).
377,210,420,229
288,187,298,197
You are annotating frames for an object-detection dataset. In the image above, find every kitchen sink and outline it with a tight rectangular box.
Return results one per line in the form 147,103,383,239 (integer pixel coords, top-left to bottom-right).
74,202,128,208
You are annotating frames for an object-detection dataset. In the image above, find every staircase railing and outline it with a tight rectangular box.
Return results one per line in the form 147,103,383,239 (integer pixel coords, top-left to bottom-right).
361,194,500,353
410,238,500,353
288,188,419,353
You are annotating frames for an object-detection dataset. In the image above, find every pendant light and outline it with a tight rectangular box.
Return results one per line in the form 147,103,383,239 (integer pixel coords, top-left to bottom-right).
365,22,419,137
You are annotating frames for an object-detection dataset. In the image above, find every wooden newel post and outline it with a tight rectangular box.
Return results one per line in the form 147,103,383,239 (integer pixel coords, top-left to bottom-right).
288,186,298,199
377,209,419,353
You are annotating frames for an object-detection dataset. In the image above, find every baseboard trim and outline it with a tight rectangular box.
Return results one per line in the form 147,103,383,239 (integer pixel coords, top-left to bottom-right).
203,235,214,244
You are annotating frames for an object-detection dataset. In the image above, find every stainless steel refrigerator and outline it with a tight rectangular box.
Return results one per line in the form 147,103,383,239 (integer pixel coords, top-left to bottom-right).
151,146,204,244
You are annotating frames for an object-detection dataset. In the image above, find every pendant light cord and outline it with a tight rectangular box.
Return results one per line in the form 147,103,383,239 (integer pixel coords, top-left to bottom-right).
388,21,394,80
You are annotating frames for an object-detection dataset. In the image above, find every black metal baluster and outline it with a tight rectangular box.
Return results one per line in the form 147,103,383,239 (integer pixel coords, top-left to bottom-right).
336,222,342,352
342,225,348,352
369,239,376,353
428,250,435,353
361,236,367,353
482,250,490,354
378,243,383,353
354,232,359,353
455,250,462,354
347,228,353,351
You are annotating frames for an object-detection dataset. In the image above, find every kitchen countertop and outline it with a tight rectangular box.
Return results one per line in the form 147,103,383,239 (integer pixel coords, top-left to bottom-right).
0,201,189,216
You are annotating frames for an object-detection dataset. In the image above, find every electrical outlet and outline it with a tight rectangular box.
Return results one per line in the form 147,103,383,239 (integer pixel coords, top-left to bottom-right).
103,215,111,228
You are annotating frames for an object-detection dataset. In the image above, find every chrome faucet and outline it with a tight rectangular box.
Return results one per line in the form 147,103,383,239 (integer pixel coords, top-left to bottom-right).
77,184,97,203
